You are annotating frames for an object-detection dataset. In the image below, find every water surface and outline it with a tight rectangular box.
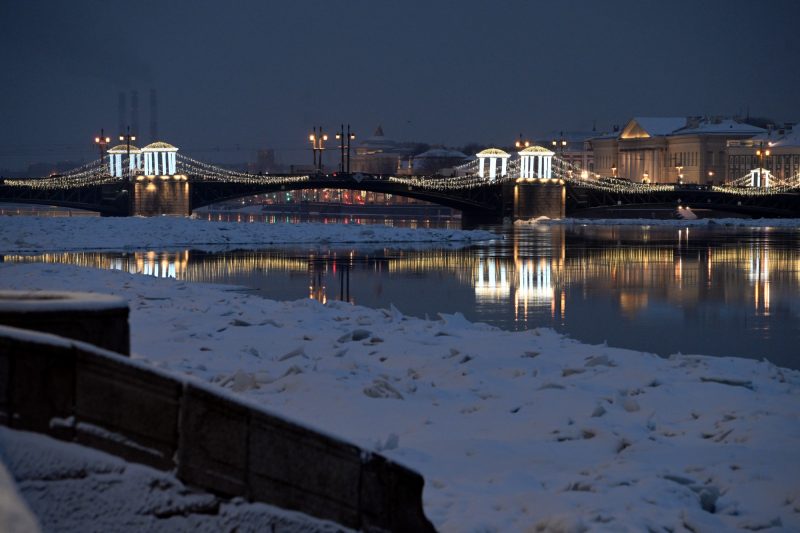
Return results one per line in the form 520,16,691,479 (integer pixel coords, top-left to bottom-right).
5,222,799,369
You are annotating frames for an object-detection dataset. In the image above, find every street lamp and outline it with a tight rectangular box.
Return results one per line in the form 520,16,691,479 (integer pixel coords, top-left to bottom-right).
309,127,329,174
552,132,568,176
642,171,650,184
707,170,714,184
119,126,136,180
94,129,111,167
611,165,617,178
515,133,530,149
756,142,771,187
676,165,684,184
335,124,356,174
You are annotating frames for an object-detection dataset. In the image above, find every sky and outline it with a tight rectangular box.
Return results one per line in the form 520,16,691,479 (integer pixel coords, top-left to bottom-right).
0,0,798,170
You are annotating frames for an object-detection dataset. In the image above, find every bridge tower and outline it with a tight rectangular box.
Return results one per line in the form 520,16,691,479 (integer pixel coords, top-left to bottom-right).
476,148,510,180
748,168,772,188
107,144,143,178
518,145,554,178
142,142,179,176
512,146,564,220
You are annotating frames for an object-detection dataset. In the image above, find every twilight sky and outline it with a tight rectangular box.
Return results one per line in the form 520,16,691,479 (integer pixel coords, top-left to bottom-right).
1,0,798,170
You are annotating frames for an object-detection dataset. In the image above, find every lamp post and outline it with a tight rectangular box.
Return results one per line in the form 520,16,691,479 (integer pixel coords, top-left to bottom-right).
755,142,770,188
309,127,328,174
514,133,530,149
336,124,346,173
119,126,136,180
676,165,684,184
346,125,355,174
335,124,356,174
551,132,567,177
94,129,111,168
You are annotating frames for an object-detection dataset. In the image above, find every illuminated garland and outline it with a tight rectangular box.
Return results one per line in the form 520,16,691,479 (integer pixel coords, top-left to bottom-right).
4,150,796,200
2,159,120,189
177,155,309,185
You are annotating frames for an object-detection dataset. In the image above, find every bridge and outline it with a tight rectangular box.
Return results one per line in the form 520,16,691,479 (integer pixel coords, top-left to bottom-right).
1,141,799,221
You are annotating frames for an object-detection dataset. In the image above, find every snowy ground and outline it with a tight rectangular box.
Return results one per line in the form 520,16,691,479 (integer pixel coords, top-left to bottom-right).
0,216,494,254
1,217,799,531
0,427,350,533
1,261,799,531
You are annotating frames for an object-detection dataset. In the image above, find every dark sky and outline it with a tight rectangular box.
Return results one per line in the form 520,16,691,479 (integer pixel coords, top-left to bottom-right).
1,0,798,170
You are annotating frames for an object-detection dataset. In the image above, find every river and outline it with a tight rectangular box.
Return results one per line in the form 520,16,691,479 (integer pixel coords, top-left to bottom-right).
5,215,798,369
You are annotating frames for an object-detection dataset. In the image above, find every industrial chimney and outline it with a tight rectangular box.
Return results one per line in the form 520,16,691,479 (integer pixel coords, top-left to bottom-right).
118,92,126,136
150,89,158,141
130,90,139,138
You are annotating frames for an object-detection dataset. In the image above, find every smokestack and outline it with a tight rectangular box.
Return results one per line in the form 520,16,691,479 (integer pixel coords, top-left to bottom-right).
118,92,126,136
149,88,158,141
130,90,139,138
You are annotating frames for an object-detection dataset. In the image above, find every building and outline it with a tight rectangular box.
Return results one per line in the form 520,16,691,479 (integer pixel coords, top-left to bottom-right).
591,117,765,184
350,126,419,174
727,125,800,185
535,131,598,174
399,148,468,175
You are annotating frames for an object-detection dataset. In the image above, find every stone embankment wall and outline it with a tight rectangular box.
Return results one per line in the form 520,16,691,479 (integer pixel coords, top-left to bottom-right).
0,292,434,532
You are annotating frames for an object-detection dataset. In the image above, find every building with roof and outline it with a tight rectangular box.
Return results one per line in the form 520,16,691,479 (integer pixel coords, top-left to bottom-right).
727,126,800,184
591,117,766,184
403,148,468,174
350,126,419,174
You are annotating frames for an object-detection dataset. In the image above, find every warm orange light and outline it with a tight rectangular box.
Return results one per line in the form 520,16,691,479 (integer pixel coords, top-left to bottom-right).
336,133,342,139
105,137,110,142
765,150,771,156
95,137,100,143
309,134,315,141
756,149,761,156
349,134,355,140
562,140,567,146
131,136,136,141
515,141,521,148
323,135,328,141
120,136,124,141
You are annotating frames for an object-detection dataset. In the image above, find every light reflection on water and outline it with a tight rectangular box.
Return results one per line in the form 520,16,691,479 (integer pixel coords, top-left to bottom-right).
4,224,799,368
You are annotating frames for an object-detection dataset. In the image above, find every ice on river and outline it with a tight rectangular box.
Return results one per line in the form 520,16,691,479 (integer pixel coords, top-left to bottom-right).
0,215,494,254
1,260,798,532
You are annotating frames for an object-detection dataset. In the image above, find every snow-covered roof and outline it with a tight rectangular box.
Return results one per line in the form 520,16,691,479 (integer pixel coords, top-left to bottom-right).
107,144,141,153
476,148,510,157
142,141,178,152
519,146,554,155
674,119,765,136
767,128,800,148
414,148,467,159
621,117,687,139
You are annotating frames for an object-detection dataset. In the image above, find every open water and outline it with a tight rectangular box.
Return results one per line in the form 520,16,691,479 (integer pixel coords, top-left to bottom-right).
6,216,799,369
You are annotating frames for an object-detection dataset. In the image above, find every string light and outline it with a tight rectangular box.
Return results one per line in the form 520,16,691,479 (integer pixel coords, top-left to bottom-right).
3,150,797,200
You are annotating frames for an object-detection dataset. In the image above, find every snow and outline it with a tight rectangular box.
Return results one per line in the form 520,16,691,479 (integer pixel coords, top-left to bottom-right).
0,216,494,254
0,290,127,313
0,458,40,533
2,259,799,531
0,427,351,533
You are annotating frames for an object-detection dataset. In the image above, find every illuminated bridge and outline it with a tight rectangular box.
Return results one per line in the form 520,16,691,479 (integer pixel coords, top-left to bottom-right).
1,141,799,220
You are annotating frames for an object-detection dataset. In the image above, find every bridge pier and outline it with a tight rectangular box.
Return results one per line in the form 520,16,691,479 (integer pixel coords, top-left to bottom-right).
512,180,565,220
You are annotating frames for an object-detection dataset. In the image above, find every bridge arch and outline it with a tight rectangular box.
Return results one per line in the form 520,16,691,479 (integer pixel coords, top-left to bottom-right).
188,176,504,217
